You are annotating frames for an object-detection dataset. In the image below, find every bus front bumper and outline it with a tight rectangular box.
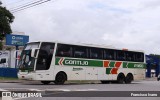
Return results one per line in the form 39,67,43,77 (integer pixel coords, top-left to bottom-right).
18,72,35,80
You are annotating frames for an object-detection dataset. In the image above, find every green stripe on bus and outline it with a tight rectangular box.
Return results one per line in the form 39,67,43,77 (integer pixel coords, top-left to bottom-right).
55,57,61,65
127,63,146,68
88,60,103,67
123,62,128,68
55,57,146,69
55,57,103,67
106,68,112,74
109,62,115,67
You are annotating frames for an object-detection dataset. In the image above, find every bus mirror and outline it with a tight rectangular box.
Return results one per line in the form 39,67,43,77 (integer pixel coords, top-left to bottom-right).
31,48,39,58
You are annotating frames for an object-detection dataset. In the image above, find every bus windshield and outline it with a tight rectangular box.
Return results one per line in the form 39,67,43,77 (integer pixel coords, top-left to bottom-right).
18,42,40,72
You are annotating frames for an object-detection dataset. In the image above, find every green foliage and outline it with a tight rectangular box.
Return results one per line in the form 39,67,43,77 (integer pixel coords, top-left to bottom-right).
0,4,14,41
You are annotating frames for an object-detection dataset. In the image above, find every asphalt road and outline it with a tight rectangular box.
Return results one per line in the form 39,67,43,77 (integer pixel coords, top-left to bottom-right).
0,79,160,100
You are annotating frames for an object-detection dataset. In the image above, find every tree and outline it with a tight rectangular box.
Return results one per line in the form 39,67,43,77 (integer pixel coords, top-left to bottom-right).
0,2,14,49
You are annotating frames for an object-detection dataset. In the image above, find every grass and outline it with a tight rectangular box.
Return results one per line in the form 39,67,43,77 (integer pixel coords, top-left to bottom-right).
0,76,18,80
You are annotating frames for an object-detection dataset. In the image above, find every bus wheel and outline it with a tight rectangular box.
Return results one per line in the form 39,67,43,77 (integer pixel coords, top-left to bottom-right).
125,73,133,84
41,81,51,85
117,73,125,84
54,72,67,85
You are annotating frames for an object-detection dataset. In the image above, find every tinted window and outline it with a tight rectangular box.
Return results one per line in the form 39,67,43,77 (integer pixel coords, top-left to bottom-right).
116,50,126,61
135,52,144,62
125,51,135,61
56,44,72,57
104,49,115,60
36,42,55,70
73,46,88,58
90,47,103,59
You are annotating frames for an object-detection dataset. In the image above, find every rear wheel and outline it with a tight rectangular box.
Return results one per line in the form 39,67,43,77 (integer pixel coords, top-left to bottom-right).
54,72,67,85
125,73,133,84
117,73,125,84
41,81,51,85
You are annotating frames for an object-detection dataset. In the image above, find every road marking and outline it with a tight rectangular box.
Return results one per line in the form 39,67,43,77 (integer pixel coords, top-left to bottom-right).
46,89,71,91
75,89,98,91
87,89,97,91
0,88,8,91
45,88,98,91
58,89,71,91
28,89,43,91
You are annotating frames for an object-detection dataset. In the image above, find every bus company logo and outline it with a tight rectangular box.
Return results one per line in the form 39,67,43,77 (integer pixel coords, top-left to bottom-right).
58,58,89,66
2,92,11,97
58,58,65,65
134,64,143,68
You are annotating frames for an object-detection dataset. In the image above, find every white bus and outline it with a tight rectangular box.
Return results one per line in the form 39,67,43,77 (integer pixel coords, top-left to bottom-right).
17,42,146,85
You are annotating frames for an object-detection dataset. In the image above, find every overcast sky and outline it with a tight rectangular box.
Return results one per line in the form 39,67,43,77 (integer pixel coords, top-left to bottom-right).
1,0,160,54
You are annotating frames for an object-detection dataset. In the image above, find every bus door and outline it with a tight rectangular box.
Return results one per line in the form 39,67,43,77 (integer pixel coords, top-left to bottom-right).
35,42,55,80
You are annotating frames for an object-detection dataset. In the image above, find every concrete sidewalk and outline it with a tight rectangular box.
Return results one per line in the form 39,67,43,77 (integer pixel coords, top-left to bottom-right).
145,77,157,81
0,79,24,83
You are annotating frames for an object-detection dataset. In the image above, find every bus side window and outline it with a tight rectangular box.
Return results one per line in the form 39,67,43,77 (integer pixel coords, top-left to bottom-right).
90,47,103,59
56,44,72,57
104,49,115,60
135,53,144,62
125,51,134,61
73,46,88,58
116,50,126,61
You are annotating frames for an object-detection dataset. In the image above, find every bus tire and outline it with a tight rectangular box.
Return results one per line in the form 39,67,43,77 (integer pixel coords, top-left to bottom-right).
117,73,125,84
54,72,67,85
125,73,133,84
41,81,51,85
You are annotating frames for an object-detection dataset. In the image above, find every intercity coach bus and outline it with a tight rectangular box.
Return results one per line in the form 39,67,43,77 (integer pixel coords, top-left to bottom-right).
17,42,146,85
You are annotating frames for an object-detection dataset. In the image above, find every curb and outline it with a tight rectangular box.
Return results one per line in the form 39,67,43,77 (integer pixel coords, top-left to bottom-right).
0,80,24,83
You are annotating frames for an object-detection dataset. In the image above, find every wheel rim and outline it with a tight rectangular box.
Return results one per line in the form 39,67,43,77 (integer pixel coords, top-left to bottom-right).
55,73,66,84
118,75,124,83
57,75,64,82
125,74,133,83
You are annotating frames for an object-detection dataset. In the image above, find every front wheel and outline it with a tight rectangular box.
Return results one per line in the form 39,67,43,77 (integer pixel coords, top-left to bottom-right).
54,72,67,85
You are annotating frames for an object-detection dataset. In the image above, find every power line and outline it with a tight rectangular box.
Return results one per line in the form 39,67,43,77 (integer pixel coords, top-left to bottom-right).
10,0,43,10
11,0,45,12
5,0,26,6
11,0,51,13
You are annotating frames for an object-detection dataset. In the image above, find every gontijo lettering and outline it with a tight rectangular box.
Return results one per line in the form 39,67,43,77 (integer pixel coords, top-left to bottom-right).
65,60,88,66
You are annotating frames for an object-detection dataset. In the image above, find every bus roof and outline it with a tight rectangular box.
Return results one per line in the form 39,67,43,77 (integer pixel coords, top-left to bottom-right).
27,41,145,53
